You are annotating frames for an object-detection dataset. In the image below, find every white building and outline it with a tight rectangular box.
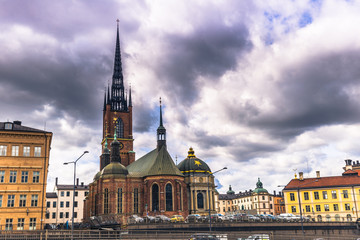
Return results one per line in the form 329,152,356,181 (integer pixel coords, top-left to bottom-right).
45,178,89,226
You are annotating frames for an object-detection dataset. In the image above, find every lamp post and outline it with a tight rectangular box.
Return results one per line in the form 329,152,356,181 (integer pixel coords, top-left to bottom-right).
279,179,318,238
207,167,227,232
64,151,89,239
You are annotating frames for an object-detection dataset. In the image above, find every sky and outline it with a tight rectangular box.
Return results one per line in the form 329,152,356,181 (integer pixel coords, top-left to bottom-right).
1,0,360,194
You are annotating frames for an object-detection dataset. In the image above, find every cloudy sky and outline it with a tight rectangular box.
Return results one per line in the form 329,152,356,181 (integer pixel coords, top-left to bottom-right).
1,0,360,194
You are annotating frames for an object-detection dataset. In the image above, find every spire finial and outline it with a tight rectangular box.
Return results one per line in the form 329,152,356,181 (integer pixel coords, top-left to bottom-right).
159,97,163,127
114,123,117,141
129,83,132,107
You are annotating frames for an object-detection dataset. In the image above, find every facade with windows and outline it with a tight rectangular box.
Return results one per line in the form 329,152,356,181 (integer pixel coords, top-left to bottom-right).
0,121,52,230
283,160,360,222
217,180,284,216
45,178,89,226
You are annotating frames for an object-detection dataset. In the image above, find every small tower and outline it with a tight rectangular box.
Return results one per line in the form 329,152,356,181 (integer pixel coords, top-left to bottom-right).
157,97,166,151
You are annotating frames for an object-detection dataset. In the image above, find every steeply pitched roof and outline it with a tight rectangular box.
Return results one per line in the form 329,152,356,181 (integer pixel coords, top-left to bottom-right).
127,146,183,177
284,175,360,190
0,122,50,133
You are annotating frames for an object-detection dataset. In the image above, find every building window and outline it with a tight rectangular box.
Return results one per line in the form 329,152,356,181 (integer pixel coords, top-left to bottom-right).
314,192,319,200
324,204,329,211
117,188,123,214
304,192,309,200
60,212,63,218
46,201,50,208
52,212,56,219
61,191,64,197
4,123,12,130
9,171,17,183
197,192,204,209
343,190,349,198
29,218,36,230
152,184,159,211
32,171,40,183
66,191,70,197
75,191,78,197
322,191,328,199
345,203,350,210
74,201,78,207
179,185,183,210
291,206,296,213
31,195,38,207
5,219,13,230
333,204,339,211
134,188,139,213
60,201,64,208
305,205,311,212
0,145,7,156
85,191,89,196
53,201,56,208
21,171,28,183
116,118,124,138
331,190,337,199
104,188,109,214
165,183,173,211
0,170,5,183
316,205,321,211
0,195,2,207
7,195,15,207
262,196,265,200
12,146,19,156
74,212,77,218
66,201,70,208
65,212,69,218
45,212,49,219
34,147,41,157
23,146,30,157
19,195,26,207
270,204,273,209
17,218,24,230
290,193,295,201
263,203,266,208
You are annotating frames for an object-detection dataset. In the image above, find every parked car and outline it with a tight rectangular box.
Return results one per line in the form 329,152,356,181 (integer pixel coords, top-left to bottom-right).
277,213,298,222
265,214,276,222
233,213,249,222
171,215,185,223
186,214,202,223
255,214,268,222
247,214,261,222
144,215,157,223
128,215,144,224
238,234,270,240
156,215,171,223
189,233,219,240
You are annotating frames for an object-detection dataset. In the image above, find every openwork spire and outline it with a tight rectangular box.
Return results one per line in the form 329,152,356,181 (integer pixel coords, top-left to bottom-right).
157,97,166,151
110,19,128,111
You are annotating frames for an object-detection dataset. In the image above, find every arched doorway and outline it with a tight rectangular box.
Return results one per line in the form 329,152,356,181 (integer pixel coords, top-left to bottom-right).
335,214,340,222
317,215,322,222
347,214,352,222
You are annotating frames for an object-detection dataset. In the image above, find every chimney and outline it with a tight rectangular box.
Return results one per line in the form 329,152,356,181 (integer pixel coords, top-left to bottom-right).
274,190,276,196
76,178,79,186
344,159,353,171
316,171,320,178
299,172,304,180
13,120,22,125
55,177,58,186
81,182,84,186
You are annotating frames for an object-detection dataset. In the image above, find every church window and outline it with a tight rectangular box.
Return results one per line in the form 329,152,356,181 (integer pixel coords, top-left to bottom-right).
134,188,139,213
104,188,109,214
117,188,123,214
152,184,159,211
116,118,124,138
197,192,204,209
179,185,182,210
165,183,173,211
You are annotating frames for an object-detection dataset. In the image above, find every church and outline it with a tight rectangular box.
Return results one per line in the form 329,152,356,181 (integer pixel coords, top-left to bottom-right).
83,22,217,224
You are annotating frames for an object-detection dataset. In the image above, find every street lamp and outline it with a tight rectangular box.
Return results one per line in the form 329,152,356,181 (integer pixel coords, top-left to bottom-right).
207,167,227,232
64,151,89,239
279,179,318,237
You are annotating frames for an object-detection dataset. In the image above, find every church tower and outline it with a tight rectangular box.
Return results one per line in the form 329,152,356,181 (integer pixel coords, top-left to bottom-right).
101,20,134,170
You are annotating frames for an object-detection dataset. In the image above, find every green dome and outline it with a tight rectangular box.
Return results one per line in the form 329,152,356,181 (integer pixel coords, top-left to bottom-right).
101,162,128,177
177,147,211,175
253,178,268,194
93,171,101,181
227,185,235,195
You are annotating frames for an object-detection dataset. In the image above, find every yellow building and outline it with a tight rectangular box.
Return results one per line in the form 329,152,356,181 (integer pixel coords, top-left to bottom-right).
283,160,360,222
0,121,52,230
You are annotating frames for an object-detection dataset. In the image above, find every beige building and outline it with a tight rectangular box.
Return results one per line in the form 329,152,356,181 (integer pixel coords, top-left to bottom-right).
0,121,52,230
45,178,89,226
218,179,283,216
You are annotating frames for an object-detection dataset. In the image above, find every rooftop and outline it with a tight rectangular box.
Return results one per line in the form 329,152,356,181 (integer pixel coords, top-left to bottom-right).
284,175,360,190
0,121,51,133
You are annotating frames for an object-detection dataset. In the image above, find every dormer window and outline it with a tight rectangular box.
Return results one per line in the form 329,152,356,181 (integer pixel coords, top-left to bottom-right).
4,123,12,130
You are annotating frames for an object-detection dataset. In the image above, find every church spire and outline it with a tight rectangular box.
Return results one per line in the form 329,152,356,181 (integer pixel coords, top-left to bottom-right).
157,97,166,151
110,19,127,112
103,88,107,111
129,84,132,107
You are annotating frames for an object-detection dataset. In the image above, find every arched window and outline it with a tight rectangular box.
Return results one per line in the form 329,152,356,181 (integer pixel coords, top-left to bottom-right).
117,188,123,214
197,192,204,209
104,188,109,214
326,214,331,222
152,184,159,211
346,214,352,222
317,215,322,222
116,118,124,138
335,214,340,222
166,184,173,211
